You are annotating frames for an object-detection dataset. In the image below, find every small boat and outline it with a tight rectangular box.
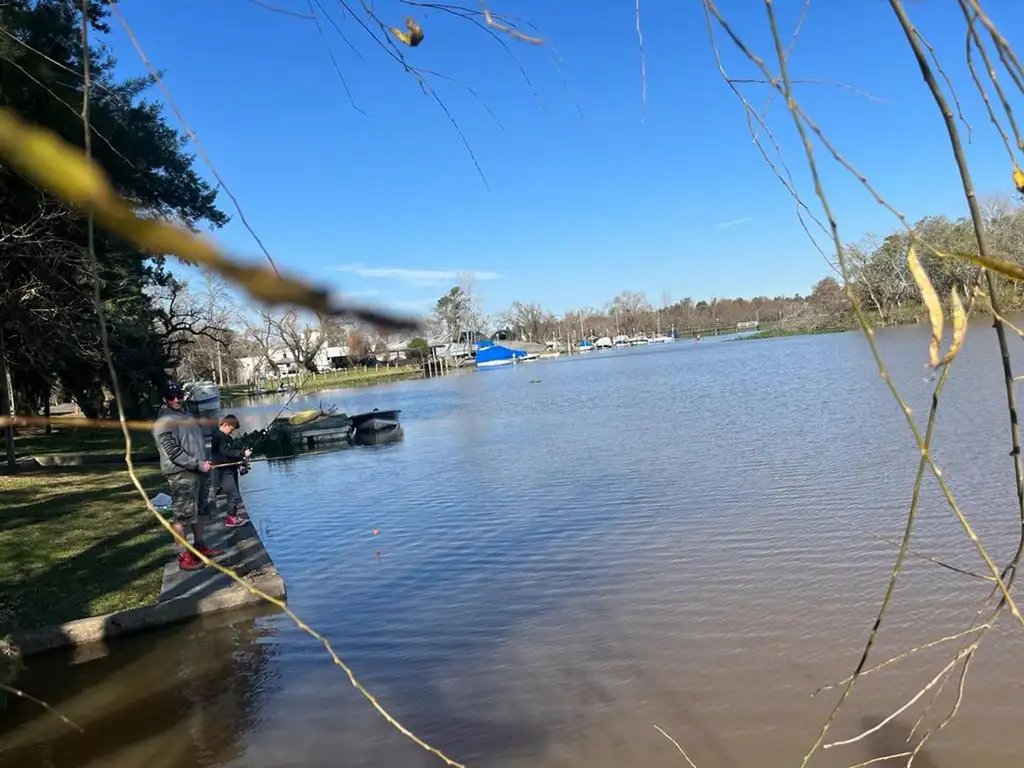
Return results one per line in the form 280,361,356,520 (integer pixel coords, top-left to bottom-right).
273,410,350,430
349,408,402,434
576,312,595,353
651,335,675,344
351,425,404,446
475,341,527,368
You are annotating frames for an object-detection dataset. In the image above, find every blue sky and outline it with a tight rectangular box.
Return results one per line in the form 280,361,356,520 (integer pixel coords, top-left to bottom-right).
103,0,1023,318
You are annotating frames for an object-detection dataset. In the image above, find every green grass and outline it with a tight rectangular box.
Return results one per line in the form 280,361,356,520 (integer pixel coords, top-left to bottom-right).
13,425,156,460
733,327,850,341
0,465,172,629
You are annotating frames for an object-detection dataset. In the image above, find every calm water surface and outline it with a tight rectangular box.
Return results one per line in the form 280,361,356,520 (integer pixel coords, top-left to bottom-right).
4,327,1024,767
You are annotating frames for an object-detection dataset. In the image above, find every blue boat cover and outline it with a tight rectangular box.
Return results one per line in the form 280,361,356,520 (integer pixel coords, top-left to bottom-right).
475,343,527,365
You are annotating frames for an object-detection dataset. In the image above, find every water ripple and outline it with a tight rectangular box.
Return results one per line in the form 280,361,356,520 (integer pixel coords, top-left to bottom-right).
5,327,1024,768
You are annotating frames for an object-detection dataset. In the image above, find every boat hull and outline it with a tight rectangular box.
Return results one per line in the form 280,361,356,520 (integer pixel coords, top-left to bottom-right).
352,425,404,445
476,358,517,368
349,409,402,433
354,417,399,433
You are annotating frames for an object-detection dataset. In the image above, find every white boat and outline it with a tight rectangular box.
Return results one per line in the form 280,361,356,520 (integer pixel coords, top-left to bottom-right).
651,335,675,344
612,335,630,348
629,336,650,346
595,336,613,349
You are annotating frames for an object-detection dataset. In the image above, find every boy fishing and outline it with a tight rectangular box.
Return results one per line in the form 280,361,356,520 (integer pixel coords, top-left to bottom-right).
211,414,252,529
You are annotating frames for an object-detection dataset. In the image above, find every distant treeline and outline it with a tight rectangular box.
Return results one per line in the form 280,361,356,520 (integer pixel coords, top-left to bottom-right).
491,198,1024,342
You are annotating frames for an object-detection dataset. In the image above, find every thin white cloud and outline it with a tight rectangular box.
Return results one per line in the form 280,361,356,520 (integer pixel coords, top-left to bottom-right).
715,217,751,229
337,264,501,286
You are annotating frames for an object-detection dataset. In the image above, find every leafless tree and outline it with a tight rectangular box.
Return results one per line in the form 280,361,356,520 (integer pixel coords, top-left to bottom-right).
609,291,652,335
150,277,231,379
498,301,555,341
242,312,280,381
432,275,489,342
262,309,332,373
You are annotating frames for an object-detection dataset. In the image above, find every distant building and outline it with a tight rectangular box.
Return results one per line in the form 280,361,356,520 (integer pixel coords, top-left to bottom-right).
236,339,416,385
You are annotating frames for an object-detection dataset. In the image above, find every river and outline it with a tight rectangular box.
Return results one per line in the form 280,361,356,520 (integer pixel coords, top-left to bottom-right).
3,325,1024,767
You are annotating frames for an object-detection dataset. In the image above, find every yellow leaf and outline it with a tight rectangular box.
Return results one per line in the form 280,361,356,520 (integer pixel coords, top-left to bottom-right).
936,286,967,367
0,107,418,331
405,17,424,46
1014,165,1024,194
907,244,944,367
390,17,424,47
952,250,1024,282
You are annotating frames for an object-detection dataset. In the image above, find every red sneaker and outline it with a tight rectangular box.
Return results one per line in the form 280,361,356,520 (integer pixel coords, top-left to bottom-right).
177,551,206,571
194,543,224,558
225,515,250,528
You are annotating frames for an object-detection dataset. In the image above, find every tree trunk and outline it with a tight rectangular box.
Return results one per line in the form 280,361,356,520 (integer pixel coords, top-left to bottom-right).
0,326,15,470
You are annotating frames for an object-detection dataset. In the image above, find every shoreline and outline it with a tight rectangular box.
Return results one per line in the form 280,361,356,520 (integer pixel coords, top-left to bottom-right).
732,327,852,341
222,365,422,399
2,463,285,659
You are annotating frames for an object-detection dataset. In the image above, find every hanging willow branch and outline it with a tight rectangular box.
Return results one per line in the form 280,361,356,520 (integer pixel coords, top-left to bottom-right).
0,107,418,331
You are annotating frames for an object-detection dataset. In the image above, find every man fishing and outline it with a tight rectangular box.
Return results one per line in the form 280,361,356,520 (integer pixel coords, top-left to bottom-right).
211,413,252,529
152,382,223,571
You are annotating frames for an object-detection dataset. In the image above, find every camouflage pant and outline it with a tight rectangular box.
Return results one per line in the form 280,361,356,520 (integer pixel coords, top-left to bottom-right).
166,470,212,526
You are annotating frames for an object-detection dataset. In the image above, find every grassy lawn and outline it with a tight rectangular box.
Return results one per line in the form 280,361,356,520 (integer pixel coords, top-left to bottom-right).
0,465,172,629
732,327,850,341
303,366,420,392
224,365,421,397
13,425,156,460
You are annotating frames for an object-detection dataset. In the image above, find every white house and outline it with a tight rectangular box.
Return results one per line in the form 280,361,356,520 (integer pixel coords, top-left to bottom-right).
236,339,415,385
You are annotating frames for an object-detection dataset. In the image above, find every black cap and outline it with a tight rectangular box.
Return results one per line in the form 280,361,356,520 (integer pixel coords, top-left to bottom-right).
164,382,185,400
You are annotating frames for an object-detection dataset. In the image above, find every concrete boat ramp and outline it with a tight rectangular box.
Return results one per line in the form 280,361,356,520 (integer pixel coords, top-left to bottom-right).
13,501,286,657
159,513,282,604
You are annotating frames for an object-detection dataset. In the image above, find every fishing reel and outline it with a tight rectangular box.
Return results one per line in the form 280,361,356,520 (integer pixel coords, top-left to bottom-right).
239,456,252,476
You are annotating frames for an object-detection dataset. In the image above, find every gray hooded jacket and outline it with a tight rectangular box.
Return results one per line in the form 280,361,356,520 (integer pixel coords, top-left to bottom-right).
152,404,207,475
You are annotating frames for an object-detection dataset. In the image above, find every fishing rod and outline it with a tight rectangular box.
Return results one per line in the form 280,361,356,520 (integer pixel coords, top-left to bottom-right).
211,442,355,471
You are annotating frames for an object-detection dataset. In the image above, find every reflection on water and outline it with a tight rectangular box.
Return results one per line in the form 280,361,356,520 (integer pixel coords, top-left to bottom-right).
4,326,1024,766
0,607,280,767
